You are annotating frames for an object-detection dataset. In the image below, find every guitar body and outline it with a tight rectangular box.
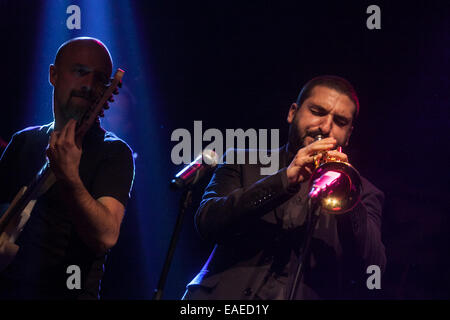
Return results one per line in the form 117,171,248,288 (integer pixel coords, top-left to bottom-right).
0,69,124,271
0,187,33,270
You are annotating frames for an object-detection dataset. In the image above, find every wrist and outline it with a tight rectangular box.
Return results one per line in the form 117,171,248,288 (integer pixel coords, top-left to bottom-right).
284,167,301,194
61,174,83,191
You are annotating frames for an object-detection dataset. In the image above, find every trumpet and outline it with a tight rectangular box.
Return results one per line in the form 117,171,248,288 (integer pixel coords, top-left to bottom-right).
308,135,362,214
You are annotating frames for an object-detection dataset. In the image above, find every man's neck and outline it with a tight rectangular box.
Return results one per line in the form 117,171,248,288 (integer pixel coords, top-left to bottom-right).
53,117,103,139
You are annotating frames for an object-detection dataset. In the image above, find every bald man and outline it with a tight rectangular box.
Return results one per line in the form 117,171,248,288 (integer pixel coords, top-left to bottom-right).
0,37,134,299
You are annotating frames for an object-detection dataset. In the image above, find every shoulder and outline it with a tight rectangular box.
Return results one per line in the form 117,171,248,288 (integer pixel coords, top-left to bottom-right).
222,146,284,165
220,147,285,177
11,123,53,144
360,175,385,206
102,130,134,159
15,122,52,137
360,175,383,195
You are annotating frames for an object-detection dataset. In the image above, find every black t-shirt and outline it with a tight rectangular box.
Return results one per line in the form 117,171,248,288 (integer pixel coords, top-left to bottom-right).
0,122,134,299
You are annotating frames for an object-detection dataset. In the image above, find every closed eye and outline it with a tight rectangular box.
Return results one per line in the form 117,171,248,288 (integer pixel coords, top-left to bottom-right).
73,66,90,76
310,105,327,116
77,69,89,76
334,116,350,127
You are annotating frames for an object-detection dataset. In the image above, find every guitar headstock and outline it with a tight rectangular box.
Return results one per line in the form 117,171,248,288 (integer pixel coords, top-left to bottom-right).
75,68,125,139
98,69,125,118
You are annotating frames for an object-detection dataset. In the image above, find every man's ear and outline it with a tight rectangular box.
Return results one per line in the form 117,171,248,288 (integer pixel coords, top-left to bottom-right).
287,103,298,124
344,126,354,147
49,64,57,86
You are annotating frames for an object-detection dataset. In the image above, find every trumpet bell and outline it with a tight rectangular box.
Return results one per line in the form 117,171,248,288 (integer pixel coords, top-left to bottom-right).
308,161,362,214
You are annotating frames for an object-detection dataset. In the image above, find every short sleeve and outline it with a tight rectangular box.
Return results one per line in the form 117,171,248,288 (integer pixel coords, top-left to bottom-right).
0,133,22,204
90,140,135,208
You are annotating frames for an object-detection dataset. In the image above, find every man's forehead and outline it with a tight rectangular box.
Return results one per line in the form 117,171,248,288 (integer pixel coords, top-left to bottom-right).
57,41,112,74
305,86,356,117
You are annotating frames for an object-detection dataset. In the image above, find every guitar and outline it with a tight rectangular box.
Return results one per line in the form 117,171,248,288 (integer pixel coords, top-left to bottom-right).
0,68,125,271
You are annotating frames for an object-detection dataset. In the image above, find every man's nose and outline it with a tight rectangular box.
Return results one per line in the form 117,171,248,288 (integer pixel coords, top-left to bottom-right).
319,115,333,136
80,73,96,92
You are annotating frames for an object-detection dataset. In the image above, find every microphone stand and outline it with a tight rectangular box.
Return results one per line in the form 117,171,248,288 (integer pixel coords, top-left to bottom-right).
288,199,321,300
153,187,193,300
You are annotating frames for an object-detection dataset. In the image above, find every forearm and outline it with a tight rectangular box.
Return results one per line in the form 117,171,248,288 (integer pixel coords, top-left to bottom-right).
336,194,386,273
354,205,386,270
196,166,294,243
62,177,120,254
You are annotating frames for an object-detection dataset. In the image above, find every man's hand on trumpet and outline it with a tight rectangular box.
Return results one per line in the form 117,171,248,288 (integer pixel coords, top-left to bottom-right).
286,137,349,190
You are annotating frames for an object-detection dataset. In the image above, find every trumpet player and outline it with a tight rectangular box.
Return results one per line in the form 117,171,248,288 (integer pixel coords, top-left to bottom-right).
183,75,386,300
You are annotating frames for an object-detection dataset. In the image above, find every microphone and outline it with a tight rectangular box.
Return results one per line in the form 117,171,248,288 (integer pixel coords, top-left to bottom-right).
170,149,219,190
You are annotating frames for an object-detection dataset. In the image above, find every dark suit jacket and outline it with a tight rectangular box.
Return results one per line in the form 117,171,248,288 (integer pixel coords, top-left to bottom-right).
184,146,386,300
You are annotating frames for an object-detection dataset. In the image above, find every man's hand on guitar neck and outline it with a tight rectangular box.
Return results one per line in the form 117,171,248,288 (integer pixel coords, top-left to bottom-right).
47,119,82,186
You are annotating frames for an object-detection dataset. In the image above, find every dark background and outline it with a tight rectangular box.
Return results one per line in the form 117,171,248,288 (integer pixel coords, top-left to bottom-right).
0,0,449,299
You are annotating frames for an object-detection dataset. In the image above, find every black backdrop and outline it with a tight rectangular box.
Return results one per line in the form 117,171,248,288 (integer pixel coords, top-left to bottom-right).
0,0,449,299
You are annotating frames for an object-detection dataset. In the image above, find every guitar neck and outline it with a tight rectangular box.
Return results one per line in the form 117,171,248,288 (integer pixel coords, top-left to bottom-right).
75,69,124,141
0,163,55,234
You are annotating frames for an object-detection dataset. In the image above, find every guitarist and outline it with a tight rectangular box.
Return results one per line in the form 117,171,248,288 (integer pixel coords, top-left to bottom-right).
0,37,134,299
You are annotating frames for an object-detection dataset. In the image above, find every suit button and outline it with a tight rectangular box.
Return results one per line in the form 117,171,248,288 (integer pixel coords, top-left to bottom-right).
243,288,252,296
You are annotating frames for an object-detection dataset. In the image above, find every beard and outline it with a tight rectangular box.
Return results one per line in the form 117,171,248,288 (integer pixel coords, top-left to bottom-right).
288,120,327,153
287,122,305,153
60,89,97,123
63,98,89,120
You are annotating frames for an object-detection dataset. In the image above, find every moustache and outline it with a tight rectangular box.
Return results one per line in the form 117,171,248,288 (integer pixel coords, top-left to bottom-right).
303,129,328,141
70,90,97,103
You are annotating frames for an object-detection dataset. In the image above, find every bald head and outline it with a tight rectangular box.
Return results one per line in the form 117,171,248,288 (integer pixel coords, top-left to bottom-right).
54,37,113,73
50,37,114,129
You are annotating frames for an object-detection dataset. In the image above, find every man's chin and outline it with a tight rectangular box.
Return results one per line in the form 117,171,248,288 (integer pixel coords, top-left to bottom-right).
72,96,93,106
63,105,89,122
